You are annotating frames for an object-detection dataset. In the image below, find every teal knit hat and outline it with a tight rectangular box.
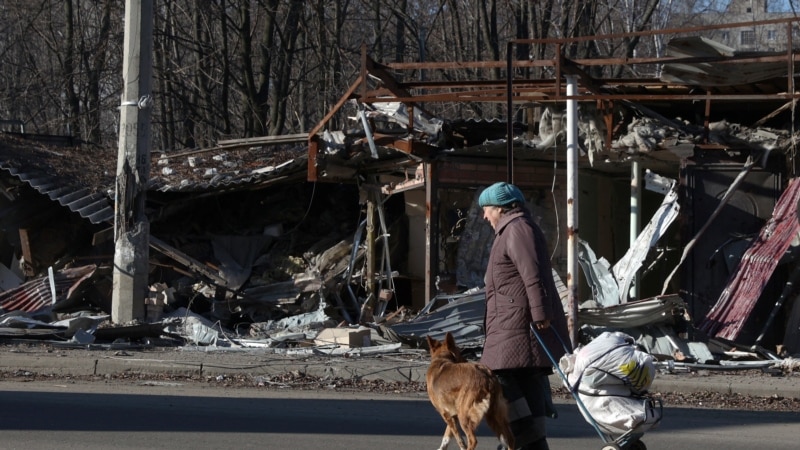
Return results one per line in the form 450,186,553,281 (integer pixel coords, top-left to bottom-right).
478,182,525,207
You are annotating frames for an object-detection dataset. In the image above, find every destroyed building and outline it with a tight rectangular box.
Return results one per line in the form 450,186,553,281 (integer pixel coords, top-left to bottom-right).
2,19,800,372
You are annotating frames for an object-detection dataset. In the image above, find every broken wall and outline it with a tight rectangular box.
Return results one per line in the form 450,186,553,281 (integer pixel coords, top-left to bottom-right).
404,189,427,309
438,161,570,290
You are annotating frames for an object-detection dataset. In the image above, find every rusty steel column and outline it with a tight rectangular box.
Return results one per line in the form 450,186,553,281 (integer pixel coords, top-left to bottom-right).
565,74,579,347
506,41,514,183
364,188,376,321
787,21,797,178
424,162,439,304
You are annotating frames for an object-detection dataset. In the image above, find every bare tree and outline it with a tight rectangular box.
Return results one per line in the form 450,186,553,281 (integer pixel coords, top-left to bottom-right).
267,0,303,135
0,0,691,149
0,1,122,144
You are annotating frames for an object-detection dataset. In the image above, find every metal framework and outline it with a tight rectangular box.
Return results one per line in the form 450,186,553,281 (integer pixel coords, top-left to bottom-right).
307,17,800,181
305,17,800,317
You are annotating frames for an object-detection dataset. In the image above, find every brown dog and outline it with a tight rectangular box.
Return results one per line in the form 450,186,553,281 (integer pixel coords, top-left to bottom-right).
426,332,514,450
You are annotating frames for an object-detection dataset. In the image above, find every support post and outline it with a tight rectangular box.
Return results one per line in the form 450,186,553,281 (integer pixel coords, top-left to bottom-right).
425,162,439,303
112,0,153,323
506,42,514,183
629,160,642,302
565,75,580,347
362,185,377,322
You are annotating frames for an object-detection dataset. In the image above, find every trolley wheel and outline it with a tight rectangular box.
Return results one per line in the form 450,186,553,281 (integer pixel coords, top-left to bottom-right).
601,445,621,450
626,440,647,450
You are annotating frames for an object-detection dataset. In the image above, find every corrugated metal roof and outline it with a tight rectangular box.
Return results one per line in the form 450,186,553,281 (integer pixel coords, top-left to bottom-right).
0,134,310,224
0,165,114,224
662,36,792,87
0,265,98,314
149,156,308,193
389,290,487,349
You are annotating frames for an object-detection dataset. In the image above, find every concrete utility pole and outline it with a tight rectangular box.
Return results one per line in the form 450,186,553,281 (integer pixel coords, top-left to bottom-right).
112,0,153,323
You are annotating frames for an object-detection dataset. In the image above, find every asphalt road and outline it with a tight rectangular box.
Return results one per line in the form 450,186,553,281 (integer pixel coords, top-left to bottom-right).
0,380,798,450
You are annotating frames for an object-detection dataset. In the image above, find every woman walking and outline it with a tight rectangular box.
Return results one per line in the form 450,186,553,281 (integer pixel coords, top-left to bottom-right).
478,181,571,450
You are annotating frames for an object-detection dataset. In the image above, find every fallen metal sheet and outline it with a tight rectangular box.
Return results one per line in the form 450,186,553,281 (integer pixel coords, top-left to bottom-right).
686,341,715,364
0,314,65,329
636,324,709,363
577,239,620,308
699,177,800,340
655,360,774,373
234,301,335,346
0,327,66,339
368,102,444,140
270,302,333,330
70,328,95,344
93,321,182,342
578,295,686,329
51,315,108,338
0,265,98,315
311,342,403,356
583,321,713,364
0,312,67,339
661,36,791,86
577,295,719,363
181,316,221,346
612,180,679,303
0,262,23,291
161,308,222,345
389,290,486,349
212,234,272,290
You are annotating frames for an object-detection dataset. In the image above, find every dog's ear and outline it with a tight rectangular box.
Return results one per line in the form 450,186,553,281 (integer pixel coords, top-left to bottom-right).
426,335,436,351
443,332,465,361
444,332,456,349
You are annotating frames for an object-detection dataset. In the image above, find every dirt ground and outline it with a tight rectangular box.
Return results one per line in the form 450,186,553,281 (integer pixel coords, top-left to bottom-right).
3,367,799,412
1,341,798,413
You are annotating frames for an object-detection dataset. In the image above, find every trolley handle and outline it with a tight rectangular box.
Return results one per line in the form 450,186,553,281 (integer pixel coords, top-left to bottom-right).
532,323,571,354
530,323,570,381
530,324,583,393
530,323,612,443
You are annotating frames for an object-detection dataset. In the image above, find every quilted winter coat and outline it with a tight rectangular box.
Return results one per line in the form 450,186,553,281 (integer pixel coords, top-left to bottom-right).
480,207,571,370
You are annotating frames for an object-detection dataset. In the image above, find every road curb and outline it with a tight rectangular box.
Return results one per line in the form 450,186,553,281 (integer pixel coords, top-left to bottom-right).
1,347,798,398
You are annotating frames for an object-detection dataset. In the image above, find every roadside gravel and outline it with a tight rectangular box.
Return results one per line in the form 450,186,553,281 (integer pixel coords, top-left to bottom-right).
1,341,799,412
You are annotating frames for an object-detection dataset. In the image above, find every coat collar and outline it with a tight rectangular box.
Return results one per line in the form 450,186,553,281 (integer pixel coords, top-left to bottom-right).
494,207,527,235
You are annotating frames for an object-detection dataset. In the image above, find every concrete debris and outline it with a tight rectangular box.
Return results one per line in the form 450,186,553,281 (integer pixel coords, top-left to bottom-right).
314,326,371,348
770,357,800,374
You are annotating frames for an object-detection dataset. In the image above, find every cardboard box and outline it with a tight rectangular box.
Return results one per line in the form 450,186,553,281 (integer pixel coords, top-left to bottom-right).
314,327,371,348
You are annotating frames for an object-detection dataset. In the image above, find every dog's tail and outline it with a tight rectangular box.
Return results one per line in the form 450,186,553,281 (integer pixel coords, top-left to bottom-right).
485,386,515,450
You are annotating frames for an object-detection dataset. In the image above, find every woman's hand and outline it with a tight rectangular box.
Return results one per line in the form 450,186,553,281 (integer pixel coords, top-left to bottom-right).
534,319,550,330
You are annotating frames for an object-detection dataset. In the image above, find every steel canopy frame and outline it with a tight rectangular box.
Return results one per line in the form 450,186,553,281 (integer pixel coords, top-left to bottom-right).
308,17,800,181
303,16,800,322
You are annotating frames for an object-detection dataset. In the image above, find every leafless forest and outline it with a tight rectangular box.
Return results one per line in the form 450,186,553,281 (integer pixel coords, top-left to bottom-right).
0,0,795,151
